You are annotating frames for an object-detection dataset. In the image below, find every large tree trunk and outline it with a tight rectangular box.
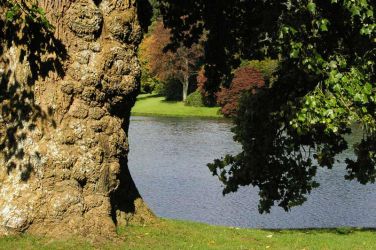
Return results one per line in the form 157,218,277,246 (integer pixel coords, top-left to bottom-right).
0,0,154,239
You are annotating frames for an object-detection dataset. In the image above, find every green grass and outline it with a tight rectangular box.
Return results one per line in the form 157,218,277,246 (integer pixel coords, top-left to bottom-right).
131,94,222,118
1,219,375,249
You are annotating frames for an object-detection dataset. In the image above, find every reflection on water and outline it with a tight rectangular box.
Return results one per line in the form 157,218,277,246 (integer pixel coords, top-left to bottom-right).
128,116,376,229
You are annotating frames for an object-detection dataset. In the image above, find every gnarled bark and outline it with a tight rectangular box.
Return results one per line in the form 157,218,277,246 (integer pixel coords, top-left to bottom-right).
0,0,154,238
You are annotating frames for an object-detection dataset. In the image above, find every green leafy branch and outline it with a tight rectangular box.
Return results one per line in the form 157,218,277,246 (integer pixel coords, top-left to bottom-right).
5,0,54,31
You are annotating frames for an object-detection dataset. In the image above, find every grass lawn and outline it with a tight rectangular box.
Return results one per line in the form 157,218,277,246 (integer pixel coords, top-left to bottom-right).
131,94,222,118
1,219,375,249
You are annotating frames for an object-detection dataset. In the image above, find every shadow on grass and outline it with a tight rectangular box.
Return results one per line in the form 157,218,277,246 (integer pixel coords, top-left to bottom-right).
136,93,162,101
136,93,183,104
161,99,181,104
264,227,376,235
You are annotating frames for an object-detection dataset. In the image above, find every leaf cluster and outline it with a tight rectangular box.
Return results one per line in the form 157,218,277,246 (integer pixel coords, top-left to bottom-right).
159,0,376,213
4,0,54,31
216,66,264,117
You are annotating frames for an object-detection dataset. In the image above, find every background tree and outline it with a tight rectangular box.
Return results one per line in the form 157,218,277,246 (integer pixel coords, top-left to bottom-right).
216,66,264,117
241,59,279,87
198,59,278,112
139,20,203,101
159,0,376,213
196,66,214,106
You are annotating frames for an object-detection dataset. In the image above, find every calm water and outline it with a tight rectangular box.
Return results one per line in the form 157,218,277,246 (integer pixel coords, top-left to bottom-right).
128,116,376,229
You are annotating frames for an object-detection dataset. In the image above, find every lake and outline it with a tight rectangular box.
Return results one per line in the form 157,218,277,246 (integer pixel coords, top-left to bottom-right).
128,116,376,229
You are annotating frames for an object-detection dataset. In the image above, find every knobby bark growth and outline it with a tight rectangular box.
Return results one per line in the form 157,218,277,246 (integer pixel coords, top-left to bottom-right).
0,0,154,238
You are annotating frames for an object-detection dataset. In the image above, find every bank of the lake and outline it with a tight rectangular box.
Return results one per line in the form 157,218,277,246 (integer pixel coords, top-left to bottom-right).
131,94,222,118
1,219,375,249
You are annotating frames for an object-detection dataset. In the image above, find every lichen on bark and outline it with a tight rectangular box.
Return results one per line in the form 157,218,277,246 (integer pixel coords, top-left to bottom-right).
0,0,154,238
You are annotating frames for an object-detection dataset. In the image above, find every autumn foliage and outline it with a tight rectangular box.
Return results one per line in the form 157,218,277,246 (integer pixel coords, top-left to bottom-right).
139,20,203,100
216,66,264,117
140,21,171,81
196,67,210,103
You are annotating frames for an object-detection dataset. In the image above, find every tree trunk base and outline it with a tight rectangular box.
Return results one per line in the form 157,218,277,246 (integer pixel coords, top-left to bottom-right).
0,169,155,239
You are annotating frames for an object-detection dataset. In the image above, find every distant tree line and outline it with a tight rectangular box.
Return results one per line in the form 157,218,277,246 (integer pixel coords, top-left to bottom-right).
139,10,277,114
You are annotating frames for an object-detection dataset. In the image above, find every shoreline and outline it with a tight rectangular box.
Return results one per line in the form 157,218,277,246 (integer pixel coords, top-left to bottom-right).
1,218,375,249
131,112,227,120
131,94,223,119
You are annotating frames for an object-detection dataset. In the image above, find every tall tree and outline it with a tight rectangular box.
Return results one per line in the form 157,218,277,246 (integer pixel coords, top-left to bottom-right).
140,20,203,101
0,0,154,238
159,0,376,212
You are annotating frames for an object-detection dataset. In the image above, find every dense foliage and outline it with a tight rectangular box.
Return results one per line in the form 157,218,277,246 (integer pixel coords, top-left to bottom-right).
240,59,279,86
185,90,205,107
139,20,203,100
216,66,264,117
196,67,210,105
140,67,158,94
155,78,183,101
198,60,278,107
159,0,376,213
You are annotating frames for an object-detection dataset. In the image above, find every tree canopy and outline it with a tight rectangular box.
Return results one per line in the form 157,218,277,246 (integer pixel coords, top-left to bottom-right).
158,0,376,213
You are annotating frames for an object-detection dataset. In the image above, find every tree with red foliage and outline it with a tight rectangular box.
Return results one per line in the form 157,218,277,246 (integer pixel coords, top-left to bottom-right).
140,20,203,101
217,66,264,117
196,67,211,105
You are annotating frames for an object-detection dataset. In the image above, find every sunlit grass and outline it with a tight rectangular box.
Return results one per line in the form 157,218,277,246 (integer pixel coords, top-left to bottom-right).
0,234,92,250
131,94,222,118
1,219,375,249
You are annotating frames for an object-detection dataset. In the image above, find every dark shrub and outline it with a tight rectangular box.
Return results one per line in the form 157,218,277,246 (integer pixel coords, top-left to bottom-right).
154,79,183,101
196,67,216,106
